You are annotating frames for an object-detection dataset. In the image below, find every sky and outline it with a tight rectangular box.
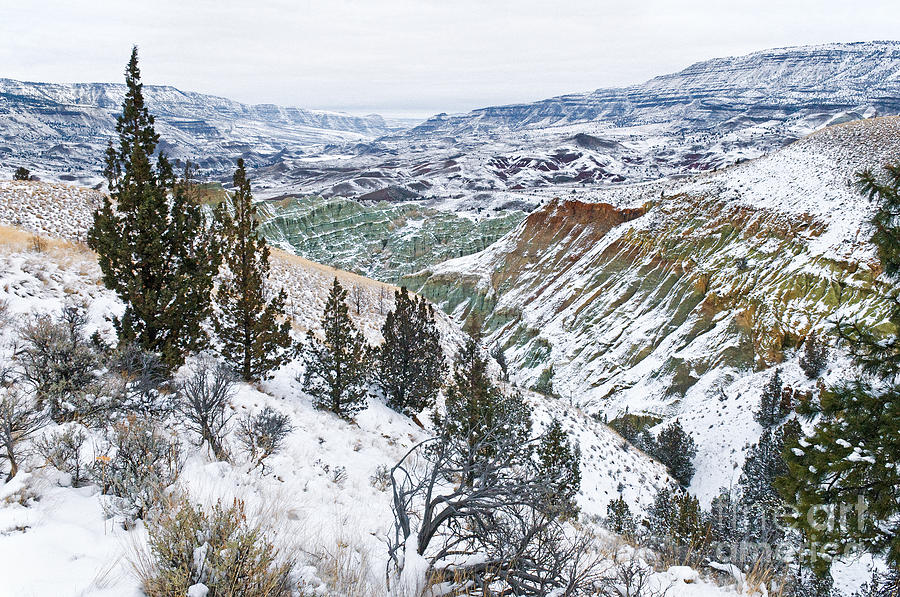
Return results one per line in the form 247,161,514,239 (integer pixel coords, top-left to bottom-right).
1,0,899,119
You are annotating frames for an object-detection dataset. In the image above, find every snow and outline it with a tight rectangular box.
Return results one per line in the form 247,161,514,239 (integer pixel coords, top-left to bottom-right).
0,207,725,596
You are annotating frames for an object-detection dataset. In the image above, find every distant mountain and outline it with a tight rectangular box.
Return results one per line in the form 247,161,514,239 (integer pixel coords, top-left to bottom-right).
0,79,406,185
249,41,900,210
411,41,900,134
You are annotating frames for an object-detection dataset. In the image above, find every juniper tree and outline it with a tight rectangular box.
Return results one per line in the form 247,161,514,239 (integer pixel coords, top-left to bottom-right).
300,278,371,420
374,287,444,417
779,163,900,574
755,369,784,429
536,417,581,519
87,47,220,369
434,334,532,486
214,159,293,382
606,496,636,537
799,331,828,379
652,420,697,486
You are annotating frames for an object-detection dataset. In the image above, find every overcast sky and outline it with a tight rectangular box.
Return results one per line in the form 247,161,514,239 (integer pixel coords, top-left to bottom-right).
1,0,898,119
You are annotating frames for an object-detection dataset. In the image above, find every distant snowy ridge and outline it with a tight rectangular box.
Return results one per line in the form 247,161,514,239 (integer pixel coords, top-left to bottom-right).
0,78,406,186
251,41,900,213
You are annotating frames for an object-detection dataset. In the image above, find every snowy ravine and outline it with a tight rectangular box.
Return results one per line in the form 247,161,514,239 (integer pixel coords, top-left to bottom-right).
406,116,900,510
0,186,745,597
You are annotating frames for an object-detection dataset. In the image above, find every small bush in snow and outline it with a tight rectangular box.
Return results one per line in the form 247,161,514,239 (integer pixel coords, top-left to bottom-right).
236,407,293,470
0,389,45,482
34,425,88,486
16,306,100,422
176,358,236,461
369,464,391,492
105,343,172,417
139,494,292,597
93,415,181,521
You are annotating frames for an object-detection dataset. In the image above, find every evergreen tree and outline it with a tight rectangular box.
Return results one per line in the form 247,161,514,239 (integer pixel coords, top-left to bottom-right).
780,164,900,574
653,420,697,486
799,332,828,379
435,334,531,485
532,365,555,396
300,278,370,420
13,167,30,181
647,485,708,548
87,47,219,369
755,369,783,429
606,496,636,538
214,159,293,382
536,417,581,519
374,287,444,417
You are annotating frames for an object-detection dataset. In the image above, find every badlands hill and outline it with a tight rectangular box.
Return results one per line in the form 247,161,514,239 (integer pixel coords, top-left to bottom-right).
405,116,900,501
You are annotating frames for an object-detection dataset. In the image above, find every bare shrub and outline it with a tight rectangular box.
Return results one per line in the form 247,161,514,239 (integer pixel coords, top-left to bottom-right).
369,464,391,492
137,494,293,597
237,406,293,471
16,306,100,422
105,343,171,417
29,233,46,253
387,424,598,595
0,389,46,482
177,358,236,461
34,425,88,486
92,416,181,521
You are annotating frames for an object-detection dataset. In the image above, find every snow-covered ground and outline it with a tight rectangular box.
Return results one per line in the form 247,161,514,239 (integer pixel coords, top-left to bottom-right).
0,186,749,596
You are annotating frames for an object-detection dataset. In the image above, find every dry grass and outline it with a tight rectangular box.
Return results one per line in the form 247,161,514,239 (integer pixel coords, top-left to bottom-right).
0,224,92,258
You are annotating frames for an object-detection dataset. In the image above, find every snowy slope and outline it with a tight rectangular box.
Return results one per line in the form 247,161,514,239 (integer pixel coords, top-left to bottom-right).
0,186,700,596
407,116,900,504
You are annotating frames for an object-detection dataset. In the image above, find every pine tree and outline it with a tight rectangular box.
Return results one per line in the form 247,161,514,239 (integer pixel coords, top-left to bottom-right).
87,47,220,369
300,278,371,420
214,159,293,382
652,420,697,486
13,167,30,181
780,164,900,574
606,496,636,537
799,332,828,379
435,334,531,485
536,417,581,519
374,287,444,417
754,369,783,429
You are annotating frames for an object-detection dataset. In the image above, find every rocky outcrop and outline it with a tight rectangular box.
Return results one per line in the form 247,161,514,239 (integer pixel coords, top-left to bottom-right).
256,195,524,283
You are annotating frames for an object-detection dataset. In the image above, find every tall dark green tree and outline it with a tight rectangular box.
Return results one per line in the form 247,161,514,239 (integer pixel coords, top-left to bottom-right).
88,47,220,369
300,278,370,420
652,420,697,486
780,163,900,575
536,417,581,519
374,287,444,417
434,334,531,485
214,159,293,382
755,369,784,429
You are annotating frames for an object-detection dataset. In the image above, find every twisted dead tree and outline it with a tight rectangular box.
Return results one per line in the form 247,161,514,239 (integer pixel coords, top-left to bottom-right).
386,421,599,596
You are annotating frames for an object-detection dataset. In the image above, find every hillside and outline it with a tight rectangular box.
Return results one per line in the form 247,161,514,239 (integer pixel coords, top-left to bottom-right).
405,116,900,502
0,79,406,186
247,41,900,213
0,183,698,596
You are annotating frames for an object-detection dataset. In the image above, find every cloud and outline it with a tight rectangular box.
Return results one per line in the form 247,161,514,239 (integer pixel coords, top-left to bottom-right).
0,0,898,118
